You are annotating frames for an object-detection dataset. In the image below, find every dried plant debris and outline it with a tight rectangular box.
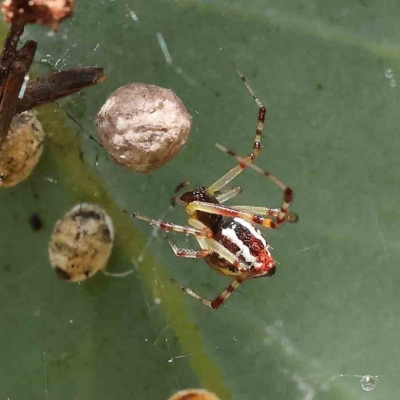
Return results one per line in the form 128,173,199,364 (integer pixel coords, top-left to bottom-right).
48,203,114,282
0,1,103,151
16,67,106,113
168,389,222,400
0,111,44,187
96,83,192,173
1,0,74,30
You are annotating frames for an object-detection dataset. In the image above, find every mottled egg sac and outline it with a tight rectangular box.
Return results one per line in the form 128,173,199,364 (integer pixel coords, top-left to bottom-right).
207,217,275,277
0,111,45,188
48,204,114,282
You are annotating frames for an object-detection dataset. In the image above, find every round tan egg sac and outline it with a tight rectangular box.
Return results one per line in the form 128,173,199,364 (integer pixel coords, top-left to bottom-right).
96,83,192,173
48,203,114,282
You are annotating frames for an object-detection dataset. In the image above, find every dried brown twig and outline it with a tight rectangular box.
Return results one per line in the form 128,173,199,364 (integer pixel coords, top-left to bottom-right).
16,67,106,113
0,13,36,148
0,20,25,92
0,40,36,148
0,0,105,151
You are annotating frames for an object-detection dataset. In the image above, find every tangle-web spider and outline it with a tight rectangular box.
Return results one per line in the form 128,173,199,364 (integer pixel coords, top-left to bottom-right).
127,67,298,309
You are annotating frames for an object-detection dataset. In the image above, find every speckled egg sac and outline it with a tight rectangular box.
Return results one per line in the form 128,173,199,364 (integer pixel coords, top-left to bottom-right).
48,203,114,282
0,111,45,188
96,83,192,173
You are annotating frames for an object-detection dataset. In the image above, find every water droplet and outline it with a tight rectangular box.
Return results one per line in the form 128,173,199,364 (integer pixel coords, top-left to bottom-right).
385,69,393,79
360,375,378,391
390,79,396,88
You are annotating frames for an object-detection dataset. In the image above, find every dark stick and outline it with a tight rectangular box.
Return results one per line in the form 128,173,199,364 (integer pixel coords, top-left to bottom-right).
16,67,106,113
0,20,25,94
0,40,37,149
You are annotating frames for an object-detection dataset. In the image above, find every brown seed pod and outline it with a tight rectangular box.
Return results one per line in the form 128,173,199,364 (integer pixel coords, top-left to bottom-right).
96,83,192,173
0,111,44,188
48,203,114,282
167,389,221,400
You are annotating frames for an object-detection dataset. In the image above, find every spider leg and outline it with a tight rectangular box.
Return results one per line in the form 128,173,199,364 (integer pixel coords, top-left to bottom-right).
158,218,250,274
204,238,252,274
214,145,293,226
186,200,291,229
170,196,187,207
157,213,251,275
171,181,191,207
215,186,242,203
171,275,247,309
207,67,266,195
233,64,264,109
124,211,213,238
229,205,299,222
163,234,210,258
173,181,191,194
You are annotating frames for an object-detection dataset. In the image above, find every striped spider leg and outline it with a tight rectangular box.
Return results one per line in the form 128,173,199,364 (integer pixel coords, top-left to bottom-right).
185,145,295,230
184,141,297,229
229,206,298,223
163,231,253,309
171,273,248,309
127,209,256,309
124,211,213,238
207,65,266,196
216,145,296,226
165,228,255,309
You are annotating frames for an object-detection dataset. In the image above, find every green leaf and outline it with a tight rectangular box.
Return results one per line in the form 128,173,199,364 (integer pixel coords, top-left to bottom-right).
1,1,399,398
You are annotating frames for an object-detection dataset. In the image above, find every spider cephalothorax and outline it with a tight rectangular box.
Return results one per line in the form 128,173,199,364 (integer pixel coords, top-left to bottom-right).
128,67,298,309
179,186,222,234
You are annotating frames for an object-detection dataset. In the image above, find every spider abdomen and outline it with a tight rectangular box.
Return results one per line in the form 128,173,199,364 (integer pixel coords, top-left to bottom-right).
207,217,276,278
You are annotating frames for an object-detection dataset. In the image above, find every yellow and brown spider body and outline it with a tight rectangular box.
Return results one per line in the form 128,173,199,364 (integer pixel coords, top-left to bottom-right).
128,67,298,309
179,186,276,278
